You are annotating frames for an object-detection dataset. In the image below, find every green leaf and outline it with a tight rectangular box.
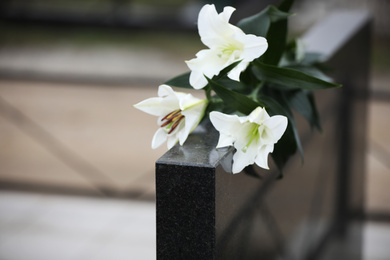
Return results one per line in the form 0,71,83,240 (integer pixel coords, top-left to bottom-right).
259,95,304,161
301,52,324,65
307,91,322,131
237,5,290,37
278,0,295,12
287,65,332,82
262,0,294,66
262,97,303,175
262,21,286,65
206,77,262,115
286,90,322,131
164,72,192,89
252,61,341,90
216,76,247,92
257,93,302,175
272,123,297,176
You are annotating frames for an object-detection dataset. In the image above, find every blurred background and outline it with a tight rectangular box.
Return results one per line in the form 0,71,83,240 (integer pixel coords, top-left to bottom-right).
0,0,389,259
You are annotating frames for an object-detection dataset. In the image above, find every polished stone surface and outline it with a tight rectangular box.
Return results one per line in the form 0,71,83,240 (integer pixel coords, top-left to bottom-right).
157,120,234,168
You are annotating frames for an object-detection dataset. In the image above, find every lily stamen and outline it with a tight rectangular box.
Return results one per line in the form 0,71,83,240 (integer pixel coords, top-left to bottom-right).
161,109,181,122
161,110,185,134
168,115,185,134
242,126,259,152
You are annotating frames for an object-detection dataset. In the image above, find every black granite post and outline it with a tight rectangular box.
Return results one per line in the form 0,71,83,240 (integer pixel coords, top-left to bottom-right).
156,11,371,260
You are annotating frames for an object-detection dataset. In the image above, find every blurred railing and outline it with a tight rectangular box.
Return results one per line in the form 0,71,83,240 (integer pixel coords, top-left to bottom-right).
0,0,274,30
155,11,371,260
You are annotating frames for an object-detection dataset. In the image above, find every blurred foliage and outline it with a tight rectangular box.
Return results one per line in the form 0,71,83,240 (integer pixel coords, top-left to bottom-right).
0,22,194,48
0,22,203,54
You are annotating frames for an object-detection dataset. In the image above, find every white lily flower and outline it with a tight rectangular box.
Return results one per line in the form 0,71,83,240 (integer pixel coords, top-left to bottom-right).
185,4,268,90
210,107,287,174
134,84,208,149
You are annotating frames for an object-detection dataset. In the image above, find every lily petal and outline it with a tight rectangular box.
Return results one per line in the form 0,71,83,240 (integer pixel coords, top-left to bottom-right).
134,97,169,116
232,150,249,173
255,144,274,169
220,6,236,23
227,61,249,81
210,111,241,135
167,134,180,149
237,33,268,62
198,4,236,48
232,143,257,173
247,106,264,123
157,84,175,97
179,93,205,110
158,85,183,110
181,99,208,142
152,128,168,149
186,48,227,89
264,115,288,141
216,133,235,148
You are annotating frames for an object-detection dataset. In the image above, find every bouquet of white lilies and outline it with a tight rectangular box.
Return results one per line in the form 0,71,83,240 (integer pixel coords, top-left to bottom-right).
134,0,340,175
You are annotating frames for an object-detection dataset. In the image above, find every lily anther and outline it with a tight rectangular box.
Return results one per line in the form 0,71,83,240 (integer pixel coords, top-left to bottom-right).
161,109,185,134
